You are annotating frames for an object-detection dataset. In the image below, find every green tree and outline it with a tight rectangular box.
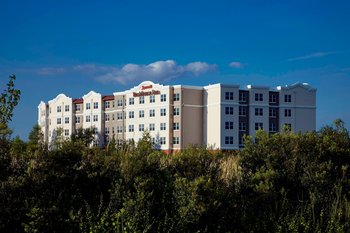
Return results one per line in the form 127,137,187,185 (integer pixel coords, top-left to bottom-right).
27,124,45,155
71,127,96,146
0,74,21,124
0,75,21,180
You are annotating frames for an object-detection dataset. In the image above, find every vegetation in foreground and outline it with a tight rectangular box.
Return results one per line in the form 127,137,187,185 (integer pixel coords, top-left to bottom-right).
1,75,350,232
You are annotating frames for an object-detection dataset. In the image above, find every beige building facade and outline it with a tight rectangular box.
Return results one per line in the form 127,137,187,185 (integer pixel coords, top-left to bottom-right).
38,81,316,151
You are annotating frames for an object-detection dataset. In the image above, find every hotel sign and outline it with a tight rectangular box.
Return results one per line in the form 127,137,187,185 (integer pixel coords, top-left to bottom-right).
133,85,160,97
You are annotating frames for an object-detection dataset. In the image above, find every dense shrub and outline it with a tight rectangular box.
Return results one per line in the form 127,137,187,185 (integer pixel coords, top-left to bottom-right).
0,120,349,232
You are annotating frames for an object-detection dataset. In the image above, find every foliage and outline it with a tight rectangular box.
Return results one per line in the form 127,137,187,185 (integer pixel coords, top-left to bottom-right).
0,74,21,124
1,114,350,232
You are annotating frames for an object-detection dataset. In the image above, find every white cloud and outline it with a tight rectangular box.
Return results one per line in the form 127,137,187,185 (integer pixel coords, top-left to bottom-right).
36,67,67,75
96,60,217,85
229,61,244,68
287,52,335,61
72,64,113,73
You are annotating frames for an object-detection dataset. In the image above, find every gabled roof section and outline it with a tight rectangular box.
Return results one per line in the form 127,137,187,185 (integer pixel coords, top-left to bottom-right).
48,93,72,104
247,84,270,90
114,80,169,95
82,90,101,99
276,82,317,92
37,101,47,108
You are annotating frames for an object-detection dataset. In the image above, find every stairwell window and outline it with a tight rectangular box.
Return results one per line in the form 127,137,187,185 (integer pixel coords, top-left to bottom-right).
225,107,234,115
255,93,263,101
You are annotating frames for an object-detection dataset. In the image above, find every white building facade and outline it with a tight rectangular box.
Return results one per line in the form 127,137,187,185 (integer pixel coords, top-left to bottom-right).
38,81,316,152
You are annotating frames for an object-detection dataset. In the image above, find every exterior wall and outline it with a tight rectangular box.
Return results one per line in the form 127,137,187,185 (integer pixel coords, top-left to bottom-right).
278,84,316,133
203,84,221,148
38,101,48,143
220,85,240,149
47,94,73,145
82,91,103,146
247,86,270,139
39,81,317,150
73,102,84,130
181,87,204,148
117,81,172,150
103,97,117,143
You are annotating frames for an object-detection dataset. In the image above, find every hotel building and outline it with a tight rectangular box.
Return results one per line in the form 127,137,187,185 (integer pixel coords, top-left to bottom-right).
38,81,316,151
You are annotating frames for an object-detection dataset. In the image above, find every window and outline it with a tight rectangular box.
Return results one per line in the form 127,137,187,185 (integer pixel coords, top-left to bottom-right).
173,93,180,101
75,116,80,124
225,92,234,100
269,108,277,117
64,129,69,136
117,112,123,120
86,103,90,110
149,123,155,131
255,93,263,101
139,96,145,104
57,118,61,124
117,99,123,107
269,123,276,132
255,108,263,116
173,122,180,130
139,110,144,118
149,109,155,117
161,94,166,102
112,101,115,108
239,122,246,131
86,115,90,122
174,107,180,116
112,114,115,121
239,92,247,102
284,94,292,103
103,114,109,122
57,106,61,113
65,105,69,112
93,115,98,122
117,126,123,133
284,123,292,131
105,127,110,134
255,122,263,130
150,95,155,103
160,137,166,145
75,104,81,111
269,94,277,103
93,102,98,109
160,108,166,116
105,101,110,109
239,107,246,116
173,137,179,145
225,106,234,115
285,109,292,117
160,123,166,130
139,124,144,132
225,136,234,145
225,121,234,130
65,117,69,124
129,111,134,119
128,125,134,132
129,97,134,105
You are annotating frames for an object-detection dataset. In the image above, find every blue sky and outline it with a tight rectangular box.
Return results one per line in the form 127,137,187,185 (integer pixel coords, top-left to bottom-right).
1,0,350,139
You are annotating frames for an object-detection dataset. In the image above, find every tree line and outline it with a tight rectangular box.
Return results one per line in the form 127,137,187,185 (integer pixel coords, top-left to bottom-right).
1,75,350,232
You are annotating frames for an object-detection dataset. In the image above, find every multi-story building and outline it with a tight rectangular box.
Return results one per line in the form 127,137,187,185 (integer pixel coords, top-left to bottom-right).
38,81,316,151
